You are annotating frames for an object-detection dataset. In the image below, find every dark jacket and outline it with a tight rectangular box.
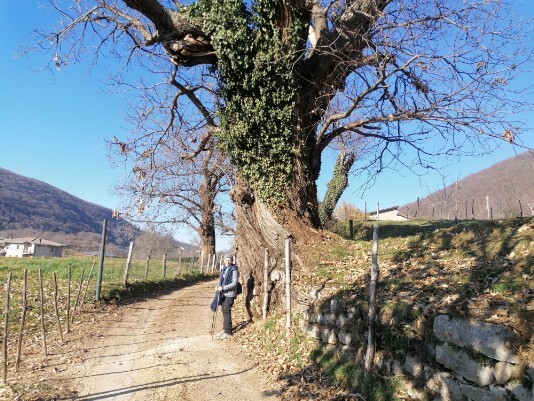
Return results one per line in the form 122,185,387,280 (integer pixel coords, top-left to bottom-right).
221,264,239,298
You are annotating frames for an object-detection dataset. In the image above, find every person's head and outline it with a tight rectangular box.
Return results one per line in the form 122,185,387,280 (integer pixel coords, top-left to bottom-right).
224,254,233,265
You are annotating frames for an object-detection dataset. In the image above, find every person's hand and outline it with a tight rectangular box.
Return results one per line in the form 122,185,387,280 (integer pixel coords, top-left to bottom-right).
217,286,223,291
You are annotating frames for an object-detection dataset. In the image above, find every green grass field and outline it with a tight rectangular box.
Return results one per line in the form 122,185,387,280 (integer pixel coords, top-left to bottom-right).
0,255,216,342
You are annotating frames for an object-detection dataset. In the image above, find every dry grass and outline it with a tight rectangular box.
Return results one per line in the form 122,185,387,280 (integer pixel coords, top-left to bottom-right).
240,217,534,400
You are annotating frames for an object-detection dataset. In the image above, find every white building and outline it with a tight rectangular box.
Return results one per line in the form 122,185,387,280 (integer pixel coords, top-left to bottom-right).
3,237,66,258
368,206,409,221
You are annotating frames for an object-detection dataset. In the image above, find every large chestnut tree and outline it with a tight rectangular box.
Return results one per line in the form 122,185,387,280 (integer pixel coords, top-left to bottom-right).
37,0,532,314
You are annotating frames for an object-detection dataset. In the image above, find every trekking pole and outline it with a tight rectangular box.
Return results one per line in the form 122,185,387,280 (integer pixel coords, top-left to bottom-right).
210,269,225,339
211,290,221,340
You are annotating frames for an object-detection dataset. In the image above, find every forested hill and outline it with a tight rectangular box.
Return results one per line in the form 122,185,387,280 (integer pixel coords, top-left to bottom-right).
0,167,139,252
399,151,534,220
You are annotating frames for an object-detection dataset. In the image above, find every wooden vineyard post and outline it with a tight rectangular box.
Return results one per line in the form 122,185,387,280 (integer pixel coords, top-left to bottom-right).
53,272,64,343
3,272,12,384
262,248,269,321
365,224,380,373
66,266,71,334
177,248,183,275
71,266,86,325
376,202,380,221
80,260,96,310
162,253,167,278
124,241,134,286
16,269,28,371
96,218,107,302
206,254,211,275
144,249,151,281
38,269,48,356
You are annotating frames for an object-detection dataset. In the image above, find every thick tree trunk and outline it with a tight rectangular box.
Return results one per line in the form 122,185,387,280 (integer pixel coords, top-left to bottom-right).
198,178,216,258
198,193,216,259
231,174,322,317
199,225,215,260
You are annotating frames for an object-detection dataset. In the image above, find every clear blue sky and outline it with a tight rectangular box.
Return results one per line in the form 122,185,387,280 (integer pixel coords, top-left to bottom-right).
1,2,533,250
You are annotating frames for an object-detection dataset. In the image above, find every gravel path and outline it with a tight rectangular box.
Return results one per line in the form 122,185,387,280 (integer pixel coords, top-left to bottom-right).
40,280,281,401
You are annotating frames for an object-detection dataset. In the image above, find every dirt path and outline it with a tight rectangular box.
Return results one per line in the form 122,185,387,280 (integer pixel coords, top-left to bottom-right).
30,280,282,401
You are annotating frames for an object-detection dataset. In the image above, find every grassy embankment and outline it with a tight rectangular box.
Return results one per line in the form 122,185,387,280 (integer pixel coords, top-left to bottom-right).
247,217,533,400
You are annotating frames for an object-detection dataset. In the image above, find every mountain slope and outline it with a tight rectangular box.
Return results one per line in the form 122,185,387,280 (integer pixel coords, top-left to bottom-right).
0,167,139,251
399,151,534,219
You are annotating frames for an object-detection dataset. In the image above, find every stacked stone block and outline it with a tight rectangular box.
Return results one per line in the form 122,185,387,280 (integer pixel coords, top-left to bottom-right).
300,300,532,401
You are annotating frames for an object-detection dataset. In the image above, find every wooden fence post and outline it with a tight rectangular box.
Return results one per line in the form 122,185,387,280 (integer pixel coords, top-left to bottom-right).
365,224,380,373
16,269,28,371
144,249,152,280
349,220,354,239
262,248,269,321
162,253,167,278
376,202,380,221
38,269,48,356
53,272,64,344
177,248,183,275
66,266,71,334
285,236,292,337
80,260,96,310
123,241,134,286
3,272,12,384
96,219,107,302
71,266,86,325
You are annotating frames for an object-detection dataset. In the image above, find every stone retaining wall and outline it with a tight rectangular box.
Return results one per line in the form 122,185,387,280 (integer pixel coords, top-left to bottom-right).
300,301,533,401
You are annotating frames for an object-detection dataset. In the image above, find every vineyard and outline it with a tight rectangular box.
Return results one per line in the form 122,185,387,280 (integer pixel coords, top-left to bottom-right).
0,255,213,387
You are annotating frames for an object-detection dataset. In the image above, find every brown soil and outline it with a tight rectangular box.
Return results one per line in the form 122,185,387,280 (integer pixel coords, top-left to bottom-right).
3,280,283,401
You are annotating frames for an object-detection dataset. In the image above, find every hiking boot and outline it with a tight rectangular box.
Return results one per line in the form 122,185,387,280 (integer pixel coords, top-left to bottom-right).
219,332,233,340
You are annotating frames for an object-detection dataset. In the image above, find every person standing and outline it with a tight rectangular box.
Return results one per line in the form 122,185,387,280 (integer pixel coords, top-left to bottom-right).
217,254,239,339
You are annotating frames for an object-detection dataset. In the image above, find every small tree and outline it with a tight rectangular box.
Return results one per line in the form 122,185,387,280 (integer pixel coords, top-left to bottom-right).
335,201,366,222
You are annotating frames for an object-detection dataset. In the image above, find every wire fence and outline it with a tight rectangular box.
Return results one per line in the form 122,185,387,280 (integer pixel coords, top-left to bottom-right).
0,249,223,385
